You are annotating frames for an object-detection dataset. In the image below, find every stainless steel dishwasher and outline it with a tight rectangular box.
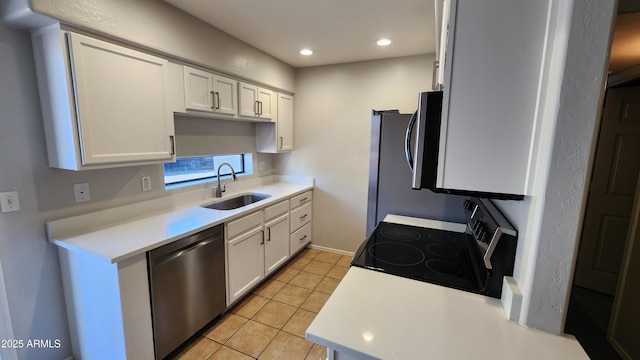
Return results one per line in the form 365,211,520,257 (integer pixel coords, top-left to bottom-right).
148,224,225,359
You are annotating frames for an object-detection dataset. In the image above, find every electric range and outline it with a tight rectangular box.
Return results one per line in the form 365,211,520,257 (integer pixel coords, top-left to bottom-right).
352,197,517,298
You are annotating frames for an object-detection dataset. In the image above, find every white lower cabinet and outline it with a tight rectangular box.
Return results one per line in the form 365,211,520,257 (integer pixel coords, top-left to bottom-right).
227,222,264,305
226,200,292,305
290,191,313,255
290,222,312,255
226,193,312,306
264,203,290,275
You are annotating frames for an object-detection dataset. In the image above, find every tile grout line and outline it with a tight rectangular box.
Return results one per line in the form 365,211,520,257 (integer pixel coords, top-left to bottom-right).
178,248,350,359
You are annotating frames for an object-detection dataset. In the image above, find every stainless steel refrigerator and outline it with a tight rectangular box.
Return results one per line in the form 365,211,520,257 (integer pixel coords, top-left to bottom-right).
366,110,468,236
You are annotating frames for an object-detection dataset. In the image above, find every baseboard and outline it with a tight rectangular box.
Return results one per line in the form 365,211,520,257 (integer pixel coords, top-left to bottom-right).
308,244,354,257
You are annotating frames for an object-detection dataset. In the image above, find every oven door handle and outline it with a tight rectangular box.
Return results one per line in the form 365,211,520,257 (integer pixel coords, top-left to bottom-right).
405,110,418,172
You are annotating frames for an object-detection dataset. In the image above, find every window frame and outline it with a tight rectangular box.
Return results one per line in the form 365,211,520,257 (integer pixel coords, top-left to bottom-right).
163,153,250,188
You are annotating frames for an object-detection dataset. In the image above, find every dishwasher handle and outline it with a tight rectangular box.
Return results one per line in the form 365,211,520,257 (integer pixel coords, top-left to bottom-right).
151,226,224,267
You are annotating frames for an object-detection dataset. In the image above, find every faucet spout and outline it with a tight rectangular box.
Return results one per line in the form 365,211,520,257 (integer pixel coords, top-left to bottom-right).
215,162,237,197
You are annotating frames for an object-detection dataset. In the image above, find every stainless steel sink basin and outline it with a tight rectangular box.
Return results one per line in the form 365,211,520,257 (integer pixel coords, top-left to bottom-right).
201,193,271,210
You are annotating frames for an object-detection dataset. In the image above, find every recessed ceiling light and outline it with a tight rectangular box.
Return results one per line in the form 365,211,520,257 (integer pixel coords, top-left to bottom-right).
377,38,392,46
300,49,314,56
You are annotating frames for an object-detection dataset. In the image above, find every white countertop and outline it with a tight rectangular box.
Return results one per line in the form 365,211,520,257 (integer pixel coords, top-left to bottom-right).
47,179,313,263
306,267,588,360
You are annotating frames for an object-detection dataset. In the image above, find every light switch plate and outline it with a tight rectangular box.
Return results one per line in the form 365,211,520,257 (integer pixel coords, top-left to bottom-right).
141,176,152,192
73,183,90,203
0,191,20,213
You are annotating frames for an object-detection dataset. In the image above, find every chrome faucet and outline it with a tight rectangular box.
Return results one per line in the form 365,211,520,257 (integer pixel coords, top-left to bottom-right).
215,162,237,197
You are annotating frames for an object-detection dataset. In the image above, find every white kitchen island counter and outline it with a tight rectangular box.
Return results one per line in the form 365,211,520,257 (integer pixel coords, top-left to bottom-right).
306,266,588,360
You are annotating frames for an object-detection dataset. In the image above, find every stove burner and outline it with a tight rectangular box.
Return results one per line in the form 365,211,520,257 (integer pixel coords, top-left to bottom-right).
367,242,426,266
426,259,462,276
380,226,421,241
427,232,457,244
425,244,459,258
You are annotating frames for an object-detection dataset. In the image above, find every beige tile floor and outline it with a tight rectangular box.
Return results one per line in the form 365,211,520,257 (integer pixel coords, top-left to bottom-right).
172,248,351,360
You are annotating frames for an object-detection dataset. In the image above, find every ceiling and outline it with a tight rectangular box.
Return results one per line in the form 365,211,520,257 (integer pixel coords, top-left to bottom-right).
165,0,640,73
163,0,434,68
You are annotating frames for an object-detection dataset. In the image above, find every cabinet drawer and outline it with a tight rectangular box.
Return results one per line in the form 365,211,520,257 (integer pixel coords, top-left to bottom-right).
290,202,312,233
290,191,312,210
264,200,289,221
290,222,311,255
227,211,262,239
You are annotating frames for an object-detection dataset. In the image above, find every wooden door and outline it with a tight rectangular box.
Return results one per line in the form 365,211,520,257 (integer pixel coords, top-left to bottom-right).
574,87,640,295
608,174,640,360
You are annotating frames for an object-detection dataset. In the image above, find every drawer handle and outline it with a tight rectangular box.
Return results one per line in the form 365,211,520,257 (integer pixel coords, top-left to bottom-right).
300,214,308,220
299,235,307,241
299,197,308,202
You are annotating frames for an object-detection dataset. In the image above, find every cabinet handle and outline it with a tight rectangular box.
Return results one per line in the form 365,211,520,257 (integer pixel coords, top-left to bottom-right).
300,214,308,220
210,91,215,110
266,227,271,242
259,101,263,115
299,197,308,203
279,136,283,149
260,230,264,244
169,135,175,155
214,92,221,109
299,235,307,241
254,101,259,115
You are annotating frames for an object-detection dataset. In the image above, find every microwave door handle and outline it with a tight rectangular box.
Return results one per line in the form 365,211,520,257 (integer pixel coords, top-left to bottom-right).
411,93,429,189
405,111,418,172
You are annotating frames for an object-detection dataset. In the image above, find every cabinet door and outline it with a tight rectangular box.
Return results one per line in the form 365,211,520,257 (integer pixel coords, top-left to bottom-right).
184,66,214,112
211,74,237,116
277,93,293,151
227,227,264,305
238,82,259,117
264,213,290,276
257,88,277,120
67,33,174,165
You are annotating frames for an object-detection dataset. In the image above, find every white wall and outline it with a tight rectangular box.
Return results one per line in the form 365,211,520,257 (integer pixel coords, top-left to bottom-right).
277,54,435,252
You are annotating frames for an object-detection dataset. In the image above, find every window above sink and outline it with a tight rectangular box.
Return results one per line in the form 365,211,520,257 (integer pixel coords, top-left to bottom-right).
164,153,253,189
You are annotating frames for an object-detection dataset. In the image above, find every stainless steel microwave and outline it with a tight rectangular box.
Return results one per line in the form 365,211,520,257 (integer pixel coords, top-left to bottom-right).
405,91,524,201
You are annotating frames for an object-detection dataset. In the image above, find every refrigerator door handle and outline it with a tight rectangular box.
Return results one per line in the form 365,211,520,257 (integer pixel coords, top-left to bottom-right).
405,110,418,172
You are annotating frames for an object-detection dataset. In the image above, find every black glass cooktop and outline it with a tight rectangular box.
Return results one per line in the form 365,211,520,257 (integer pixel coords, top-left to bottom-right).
352,222,483,292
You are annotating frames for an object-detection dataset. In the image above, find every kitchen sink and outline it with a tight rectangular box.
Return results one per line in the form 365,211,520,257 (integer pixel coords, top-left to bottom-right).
200,193,271,210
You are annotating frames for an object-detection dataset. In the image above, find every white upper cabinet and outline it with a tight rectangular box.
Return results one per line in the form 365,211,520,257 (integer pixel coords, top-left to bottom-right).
31,25,175,170
183,66,237,116
437,0,550,196
433,0,450,89
257,92,293,153
238,82,277,120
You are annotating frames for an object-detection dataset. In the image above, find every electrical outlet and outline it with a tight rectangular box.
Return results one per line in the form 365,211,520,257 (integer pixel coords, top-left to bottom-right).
259,161,266,171
141,176,152,192
73,183,90,203
0,191,20,213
